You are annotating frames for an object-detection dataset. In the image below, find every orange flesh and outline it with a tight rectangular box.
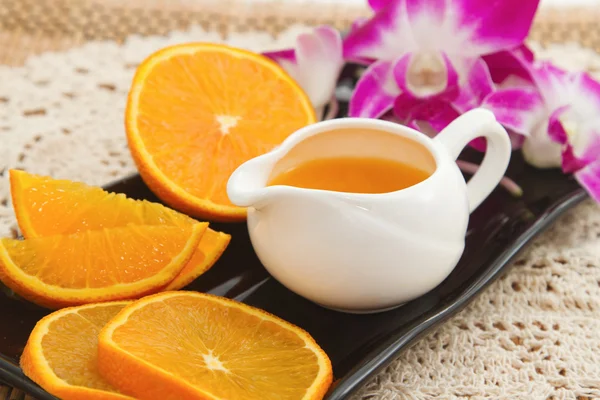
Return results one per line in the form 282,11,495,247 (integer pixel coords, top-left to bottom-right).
268,156,431,194
10,170,230,290
99,292,332,400
163,229,230,290
40,304,128,393
20,302,132,400
10,171,196,237
2,225,201,288
130,45,316,209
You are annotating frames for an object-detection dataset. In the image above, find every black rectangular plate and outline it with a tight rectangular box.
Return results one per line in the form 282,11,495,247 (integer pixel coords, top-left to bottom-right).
0,64,589,399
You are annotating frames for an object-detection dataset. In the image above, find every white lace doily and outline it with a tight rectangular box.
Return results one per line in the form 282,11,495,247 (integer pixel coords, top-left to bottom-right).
1,26,600,400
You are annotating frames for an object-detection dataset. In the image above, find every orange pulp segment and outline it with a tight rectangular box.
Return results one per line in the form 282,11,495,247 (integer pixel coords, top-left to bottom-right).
98,291,333,400
125,43,317,221
0,223,206,309
163,229,230,290
20,302,133,400
9,169,230,290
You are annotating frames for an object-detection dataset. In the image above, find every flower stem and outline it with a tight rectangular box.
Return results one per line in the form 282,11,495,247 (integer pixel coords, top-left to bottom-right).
323,95,339,120
456,160,523,197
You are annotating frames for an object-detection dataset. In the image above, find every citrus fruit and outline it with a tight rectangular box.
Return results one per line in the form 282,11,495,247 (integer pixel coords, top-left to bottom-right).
98,291,333,400
125,43,317,221
0,223,206,309
20,302,133,400
9,169,230,290
163,229,230,291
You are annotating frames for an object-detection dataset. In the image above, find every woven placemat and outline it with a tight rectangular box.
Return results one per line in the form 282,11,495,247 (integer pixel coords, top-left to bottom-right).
2,1,600,65
1,1,600,399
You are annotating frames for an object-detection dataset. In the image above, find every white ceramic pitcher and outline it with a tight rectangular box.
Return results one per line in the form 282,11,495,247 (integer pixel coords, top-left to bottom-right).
227,108,511,313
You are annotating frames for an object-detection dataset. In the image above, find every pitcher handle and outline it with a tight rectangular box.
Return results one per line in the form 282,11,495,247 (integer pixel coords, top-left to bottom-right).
434,108,511,213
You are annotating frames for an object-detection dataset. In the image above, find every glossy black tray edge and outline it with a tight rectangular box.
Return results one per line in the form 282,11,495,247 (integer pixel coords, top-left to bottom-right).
0,185,587,400
327,188,588,399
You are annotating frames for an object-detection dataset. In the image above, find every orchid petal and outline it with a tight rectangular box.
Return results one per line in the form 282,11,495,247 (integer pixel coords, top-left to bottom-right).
452,58,495,113
417,102,460,133
393,92,460,133
575,159,600,203
350,17,369,34
528,62,572,110
393,52,459,99
469,137,487,152
368,0,388,12
521,121,563,169
527,63,600,113
562,131,600,173
481,88,545,136
263,26,343,114
547,105,570,144
515,43,535,63
343,0,540,90
343,1,413,61
344,0,539,67
483,44,535,85
530,64,600,157
524,63,600,175
349,60,400,118
263,49,296,64
446,0,540,55
561,145,588,174
294,26,344,110
576,129,600,165
405,0,539,56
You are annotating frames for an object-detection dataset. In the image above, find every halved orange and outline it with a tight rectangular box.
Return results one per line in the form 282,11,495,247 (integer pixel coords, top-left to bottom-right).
98,291,333,400
0,223,206,309
126,43,317,221
20,302,133,400
10,170,230,290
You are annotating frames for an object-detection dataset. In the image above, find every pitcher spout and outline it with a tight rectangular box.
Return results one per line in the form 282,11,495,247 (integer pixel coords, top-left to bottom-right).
227,155,276,209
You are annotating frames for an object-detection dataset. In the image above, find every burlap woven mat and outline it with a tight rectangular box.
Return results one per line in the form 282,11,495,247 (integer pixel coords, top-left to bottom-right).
1,1,600,399
2,0,600,66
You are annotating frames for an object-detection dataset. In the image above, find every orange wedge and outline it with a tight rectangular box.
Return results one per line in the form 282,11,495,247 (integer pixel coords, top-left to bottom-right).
98,291,333,400
20,302,133,400
125,43,317,221
10,170,230,290
0,224,206,309
163,228,228,291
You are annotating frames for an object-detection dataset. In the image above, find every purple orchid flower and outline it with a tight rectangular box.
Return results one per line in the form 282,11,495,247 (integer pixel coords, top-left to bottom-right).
344,0,541,119
393,56,544,151
483,44,536,87
519,62,600,201
263,26,344,120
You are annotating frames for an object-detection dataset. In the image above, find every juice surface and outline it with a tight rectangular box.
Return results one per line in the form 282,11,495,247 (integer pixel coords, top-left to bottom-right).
268,156,431,194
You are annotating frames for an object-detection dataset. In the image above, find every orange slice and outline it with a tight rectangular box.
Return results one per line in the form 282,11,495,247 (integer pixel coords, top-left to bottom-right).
125,43,317,221
20,302,133,400
0,224,206,309
10,170,230,290
162,229,229,291
98,291,333,400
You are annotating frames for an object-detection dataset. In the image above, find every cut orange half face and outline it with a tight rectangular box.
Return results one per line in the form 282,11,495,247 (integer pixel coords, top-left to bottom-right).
98,291,333,400
125,43,317,221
